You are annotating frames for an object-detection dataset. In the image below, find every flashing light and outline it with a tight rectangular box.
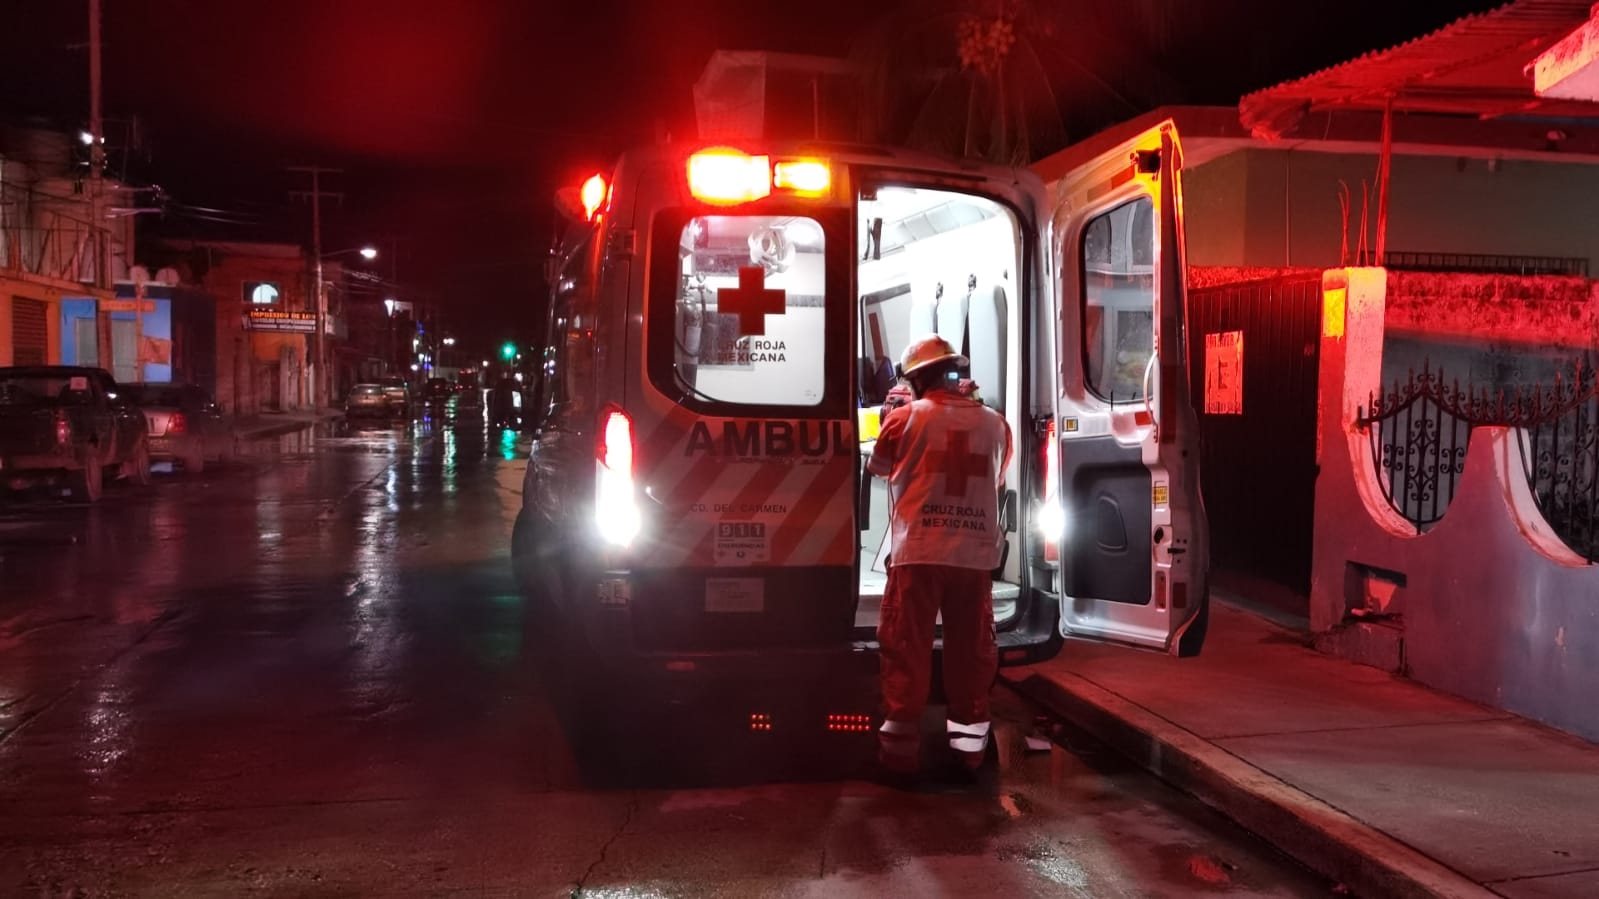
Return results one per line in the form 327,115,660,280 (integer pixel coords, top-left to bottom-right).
595,406,641,547
167,412,188,436
1039,419,1064,561
688,148,771,205
442,337,456,347
749,713,773,733
580,173,608,221
501,342,516,360
773,159,831,196
482,359,490,367
54,411,71,446
826,714,872,733
359,246,378,260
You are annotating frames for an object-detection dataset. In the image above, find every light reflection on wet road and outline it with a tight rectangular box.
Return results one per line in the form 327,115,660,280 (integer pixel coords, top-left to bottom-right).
0,410,1326,897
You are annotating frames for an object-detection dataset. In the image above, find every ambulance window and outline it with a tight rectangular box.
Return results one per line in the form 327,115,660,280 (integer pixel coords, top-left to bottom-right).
1082,197,1155,403
664,214,828,407
540,225,602,421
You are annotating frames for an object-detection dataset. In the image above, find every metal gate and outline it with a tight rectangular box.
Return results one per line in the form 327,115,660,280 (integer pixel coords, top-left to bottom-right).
10,298,49,366
1187,275,1323,596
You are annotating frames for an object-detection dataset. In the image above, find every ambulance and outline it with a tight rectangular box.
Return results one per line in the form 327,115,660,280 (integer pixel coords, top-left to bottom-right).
513,121,1209,691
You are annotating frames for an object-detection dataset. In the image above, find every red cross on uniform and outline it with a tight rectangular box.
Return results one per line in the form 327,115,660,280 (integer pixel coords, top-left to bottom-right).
927,429,990,497
717,266,785,337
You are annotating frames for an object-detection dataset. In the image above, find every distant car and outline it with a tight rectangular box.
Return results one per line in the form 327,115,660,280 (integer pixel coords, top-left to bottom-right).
0,366,150,502
129,383,234,473
378,378,412,418
423,378,454,405
346,383,393,420
488,376,524,429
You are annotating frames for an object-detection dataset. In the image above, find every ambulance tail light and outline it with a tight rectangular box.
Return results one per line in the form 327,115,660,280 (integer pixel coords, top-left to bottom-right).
688,149,771,205
595,406,641,547
1037,418,1063,562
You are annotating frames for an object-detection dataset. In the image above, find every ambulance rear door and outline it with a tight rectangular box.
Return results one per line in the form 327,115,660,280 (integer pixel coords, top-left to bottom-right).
623,149,860,654
1047,122,1209,656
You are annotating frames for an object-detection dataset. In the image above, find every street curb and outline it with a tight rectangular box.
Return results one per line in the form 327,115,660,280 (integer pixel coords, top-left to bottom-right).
235,414,341,442
1003,670,1498,899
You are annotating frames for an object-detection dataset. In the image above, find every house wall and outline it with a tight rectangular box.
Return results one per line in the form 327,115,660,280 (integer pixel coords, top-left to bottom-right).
1185,149,1599,272
1,275,85,367
186,247,313,414
1312,267,1599,742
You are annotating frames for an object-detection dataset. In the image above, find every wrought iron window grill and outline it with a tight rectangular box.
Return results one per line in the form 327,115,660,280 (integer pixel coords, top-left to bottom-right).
1356,363,1599,563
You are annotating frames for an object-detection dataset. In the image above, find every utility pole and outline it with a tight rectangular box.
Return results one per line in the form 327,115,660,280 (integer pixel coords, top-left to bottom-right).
289,165,342,409
88,0,105,288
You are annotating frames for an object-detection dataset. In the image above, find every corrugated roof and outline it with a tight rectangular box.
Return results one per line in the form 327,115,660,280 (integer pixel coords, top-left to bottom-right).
1240,0,1599,138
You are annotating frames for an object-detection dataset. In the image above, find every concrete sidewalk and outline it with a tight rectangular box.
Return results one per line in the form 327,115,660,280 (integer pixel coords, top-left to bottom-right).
232,408,342,441
1003,599,1599,899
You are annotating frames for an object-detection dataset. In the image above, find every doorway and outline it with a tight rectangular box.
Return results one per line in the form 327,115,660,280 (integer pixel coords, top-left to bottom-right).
853,183,1024,632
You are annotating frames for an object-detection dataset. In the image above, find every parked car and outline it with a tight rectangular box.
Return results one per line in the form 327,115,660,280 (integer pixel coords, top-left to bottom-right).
0,366,150,502
129,383,234,473
378,378,412,419
345,383,394,420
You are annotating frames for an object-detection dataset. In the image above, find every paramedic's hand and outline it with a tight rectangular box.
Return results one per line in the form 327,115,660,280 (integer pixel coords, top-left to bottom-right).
881,383,913,415
867,402,909,479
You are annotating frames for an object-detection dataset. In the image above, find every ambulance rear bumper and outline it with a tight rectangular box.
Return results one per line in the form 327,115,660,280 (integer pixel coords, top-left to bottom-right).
571,586,1062,683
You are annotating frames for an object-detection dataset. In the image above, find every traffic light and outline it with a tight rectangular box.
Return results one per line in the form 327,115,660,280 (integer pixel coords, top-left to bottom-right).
501,342,516,360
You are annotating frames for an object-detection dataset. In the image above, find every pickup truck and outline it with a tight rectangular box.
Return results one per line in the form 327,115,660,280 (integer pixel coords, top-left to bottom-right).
0,366,151,502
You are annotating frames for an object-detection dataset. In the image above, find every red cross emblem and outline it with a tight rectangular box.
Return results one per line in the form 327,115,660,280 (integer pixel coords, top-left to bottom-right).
717,266,785,337
927,430,990,496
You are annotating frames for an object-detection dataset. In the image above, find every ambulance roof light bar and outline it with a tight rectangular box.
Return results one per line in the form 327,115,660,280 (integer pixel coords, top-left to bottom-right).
689,149,771,205
688,148,831,205
773,160,830,197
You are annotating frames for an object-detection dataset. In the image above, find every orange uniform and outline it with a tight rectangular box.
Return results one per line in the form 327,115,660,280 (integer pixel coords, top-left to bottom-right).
868,381,1013,772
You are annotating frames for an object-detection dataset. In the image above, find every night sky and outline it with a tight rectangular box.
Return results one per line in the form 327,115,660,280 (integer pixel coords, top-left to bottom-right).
1,0,1495,350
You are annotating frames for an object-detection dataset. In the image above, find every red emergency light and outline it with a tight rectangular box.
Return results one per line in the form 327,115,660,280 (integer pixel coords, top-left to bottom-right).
826,714,872,733
688,148,831,205
580,173,608,221
749,712,773,732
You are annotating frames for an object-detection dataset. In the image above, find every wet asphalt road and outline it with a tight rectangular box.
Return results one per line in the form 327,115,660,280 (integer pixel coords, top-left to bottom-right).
0,408,1328,897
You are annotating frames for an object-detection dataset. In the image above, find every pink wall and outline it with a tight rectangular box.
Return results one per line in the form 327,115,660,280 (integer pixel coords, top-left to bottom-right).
1312,268,1599,742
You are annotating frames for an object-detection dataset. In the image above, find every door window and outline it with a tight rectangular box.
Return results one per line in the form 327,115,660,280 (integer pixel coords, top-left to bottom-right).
1082,197,1155,403
659,214,829,407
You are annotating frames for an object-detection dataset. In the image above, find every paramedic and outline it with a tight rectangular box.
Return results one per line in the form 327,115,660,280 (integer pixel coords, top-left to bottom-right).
867,335,1013,775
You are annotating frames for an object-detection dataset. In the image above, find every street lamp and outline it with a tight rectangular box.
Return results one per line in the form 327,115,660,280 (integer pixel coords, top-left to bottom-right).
322,246,379,260
309,243,378,409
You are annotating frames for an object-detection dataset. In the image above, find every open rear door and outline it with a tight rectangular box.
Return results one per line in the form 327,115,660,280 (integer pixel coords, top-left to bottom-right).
1047,122,1209,656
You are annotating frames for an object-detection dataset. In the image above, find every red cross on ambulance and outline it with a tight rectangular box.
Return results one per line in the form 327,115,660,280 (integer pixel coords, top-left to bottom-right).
717,266,785,338
927,430,990,496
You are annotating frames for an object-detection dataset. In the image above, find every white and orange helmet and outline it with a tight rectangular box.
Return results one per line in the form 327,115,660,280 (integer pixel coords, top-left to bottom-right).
898,334,967,378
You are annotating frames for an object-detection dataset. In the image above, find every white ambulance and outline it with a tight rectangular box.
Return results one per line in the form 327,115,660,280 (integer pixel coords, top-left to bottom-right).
514,121,1209,689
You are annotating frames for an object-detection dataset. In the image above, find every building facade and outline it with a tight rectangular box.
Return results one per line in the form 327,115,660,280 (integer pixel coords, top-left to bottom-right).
1,127,136,370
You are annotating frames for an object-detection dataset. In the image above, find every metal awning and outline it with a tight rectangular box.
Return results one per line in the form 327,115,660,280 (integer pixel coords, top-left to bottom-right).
1240,0,1599,139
